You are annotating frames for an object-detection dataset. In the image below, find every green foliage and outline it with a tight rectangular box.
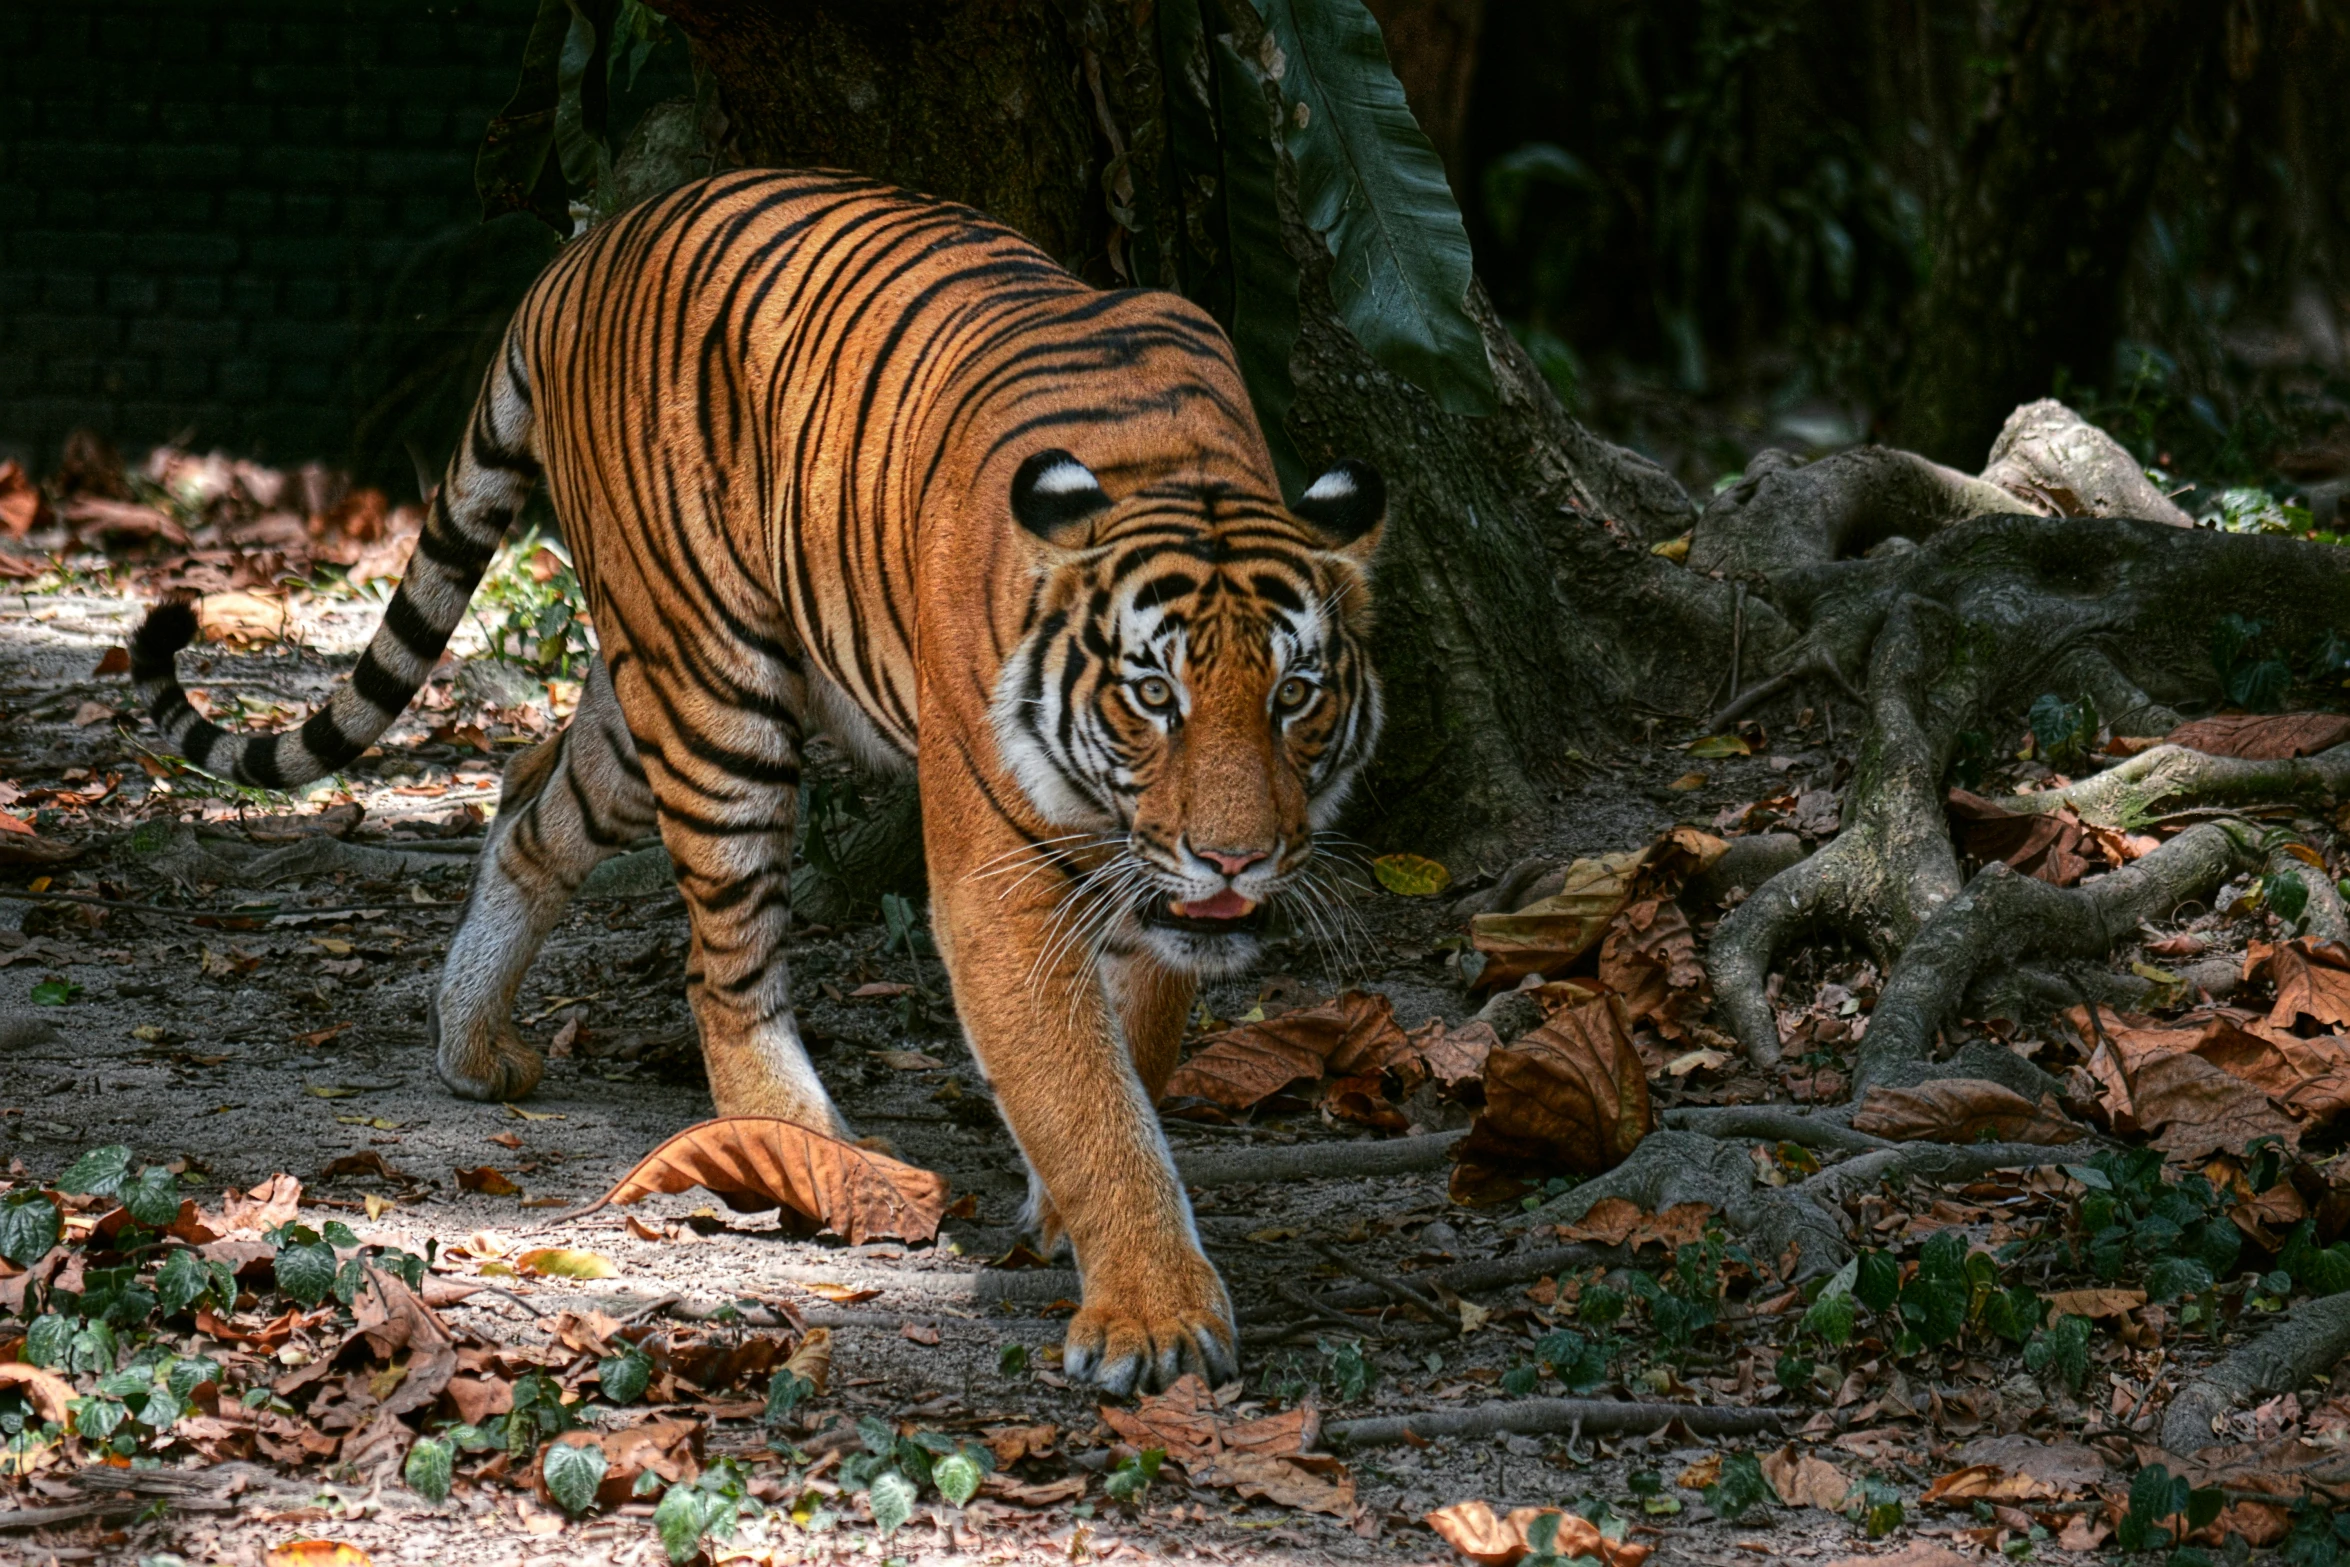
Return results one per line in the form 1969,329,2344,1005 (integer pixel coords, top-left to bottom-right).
1896,1230,1970,1349
269,1227,339,1308
405,1435,455,1503
2268,868,2314,930
2024,1315,2091,1391
1852,1474,1904,1539
2117,1463,2224,1553
1704,1451,1770,1520
57,1146,134,1202
653,1460,756,1564
475,528,592,676
1531,1327,1613,1393
1853,1249,1899,1313
1318,1335,1377,1402
544,1438,609,1516
599,1345,653,1405
2026,693,2099,765
2204,488,2314,537
2210,614,2291,713
501,1372,576,1458
996,1343,1028,1377
2284,1495,2350,1566
1104,1447,1165,1506
29,977,78,1007
2076,1148,2240,1294
760,1367,813,1426
0,1191,61,1267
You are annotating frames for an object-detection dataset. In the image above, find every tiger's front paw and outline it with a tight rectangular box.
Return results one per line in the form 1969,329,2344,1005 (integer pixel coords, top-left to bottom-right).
1063,1257,1238,1396
429,997,545,1102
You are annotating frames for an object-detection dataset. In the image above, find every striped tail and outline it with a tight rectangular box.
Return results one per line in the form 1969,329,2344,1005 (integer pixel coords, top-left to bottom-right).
130,336,542,791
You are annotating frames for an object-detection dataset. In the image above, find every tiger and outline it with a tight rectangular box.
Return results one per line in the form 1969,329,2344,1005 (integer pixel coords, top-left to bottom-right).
130,169,1386,1393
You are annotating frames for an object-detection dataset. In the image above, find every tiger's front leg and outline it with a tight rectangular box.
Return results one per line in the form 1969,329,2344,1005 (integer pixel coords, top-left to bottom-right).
926,774,1235,1395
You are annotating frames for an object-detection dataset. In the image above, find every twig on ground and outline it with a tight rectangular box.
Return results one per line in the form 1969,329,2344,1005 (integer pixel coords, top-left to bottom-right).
1660,1105,1896,1152
1173,1129,1463,1187
1325,1397,1785,1448
1271,1279,1373,1336
1307,1241,1455,1329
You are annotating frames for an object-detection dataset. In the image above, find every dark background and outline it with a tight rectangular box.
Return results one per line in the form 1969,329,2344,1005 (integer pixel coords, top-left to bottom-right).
1,0,2344,503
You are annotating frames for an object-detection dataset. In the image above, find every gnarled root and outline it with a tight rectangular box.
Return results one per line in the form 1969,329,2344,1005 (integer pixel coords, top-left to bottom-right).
1988,742,2350,831
2161,1290,2350,1453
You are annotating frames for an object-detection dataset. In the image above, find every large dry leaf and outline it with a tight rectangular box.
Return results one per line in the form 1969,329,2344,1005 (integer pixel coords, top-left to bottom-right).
2166,712,2350,759
1851,1079,2082,1144
0,460,50,536
1468,828,1725,990
536,1420,702,1509
2069,1006,2316,1154
2043,1287,2144,1320
1950,1435,2109,1500
1763,1445,1853,1509
1162,991,1408,1111
581,1117,948,1245
0,1362,75,1424
1946,789,2088,886
1405,1018,1497,1088
1102,1374,1350,1515
2246,940,2350,1032
1596,897,1712,1039
1555,1197,1714,1250
1425,1501,1653,1567
204,1174,302,1238
1452,995,1653,1190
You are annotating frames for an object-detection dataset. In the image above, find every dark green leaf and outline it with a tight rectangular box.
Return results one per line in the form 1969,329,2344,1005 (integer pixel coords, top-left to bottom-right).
1802,1289,1855,1347
761,1368,811,1425
29,978,75,1007
166,1355,219,1400
69,1396,125,1442
474,0,580,230
655,1480,711,1564
934,1450,982,1507
1257,0,1495,415
1853,1250,1899,1312
0,1193,61,1267
1704,1451,1770,1520
2025,1315,2091,1392
544,1438,609,1516
22,1315,73,1369
2269,870,2312,929
57,1145,133,1200
273,1242,338,1307
321,1220,360,1249
1209,30,1306,489
2147,1255,2213,1303
121,1167,182,1230
406,1435,454,1503
996,1343,1027,1376
601,1347,653,1406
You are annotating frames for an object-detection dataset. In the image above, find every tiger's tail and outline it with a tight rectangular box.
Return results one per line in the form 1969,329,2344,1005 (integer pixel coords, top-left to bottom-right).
130,332,542,791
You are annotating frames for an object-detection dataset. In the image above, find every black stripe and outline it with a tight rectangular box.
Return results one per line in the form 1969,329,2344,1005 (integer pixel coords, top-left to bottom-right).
350,650,414,713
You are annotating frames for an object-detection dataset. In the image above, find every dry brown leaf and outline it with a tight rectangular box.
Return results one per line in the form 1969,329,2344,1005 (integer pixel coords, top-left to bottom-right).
1555,1198,1713,1250
0,1362,75,1425
981,1473,1089,1506
1451,995,1654,1195
2069,1006,2317,1153
1406,1018,1497,1088
1762,1444,1852,1509
1946,790,2089,886
2043,1287,2145,1320
1100,1373,1352,1513
2132,1051,2303,1160
206,1174,302,1237
1921,1464,2058,1504
455,1166,522,1197
1468,828,1726,991
1823,1546,1972,1567
0,460,50,537
2246,940,2350,1032
1597,897,1712,1039
1193,1450,1356,1516
65,496,188,546
983,1422,1058,1466
1951,1435,2108,1499
197,588,290,646
1424,1501,1653,1567
264,1546,374,1567
1851,1079,2083,1144
783,1326,831,1394
1162,991,1408,1110
2167,712,2350,759
581,1116,949,1245
534,1420,702,1509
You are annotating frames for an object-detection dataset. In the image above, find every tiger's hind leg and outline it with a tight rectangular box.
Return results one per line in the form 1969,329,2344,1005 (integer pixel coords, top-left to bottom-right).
431,654,655,1099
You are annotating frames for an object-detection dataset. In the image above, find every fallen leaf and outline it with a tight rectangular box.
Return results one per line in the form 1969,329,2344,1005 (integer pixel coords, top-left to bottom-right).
1687,733,1750,758
1947,790,2089,886
784,1326,831,1394
0,460,51,536
1425,1500,1652,1566
2246,940,2350,1032
1407,1019,1498,1088
2069,1006,2323,1153
1676,1453,1722,1489
983,1422,1058,1466
1371,853,1451,897
2166,712,2350,759
206,1174,302,1237
1597,897,1712,1039
1452,994,1654,1194
2042,1287,2144,1320
1667,772,1707,791
535,1420,701,1509
1162,991,1409,1111
980,1473,1088,1506
1469,828,1725,990
0,1362,76,1424
197,589,291,647
1101,1374,1355,1517
848,981,913,998
1951,1435,2109,1500
515,1248,618,1280
1921,1464,2056,1504
264,1545,374,1567
875,1049,946,1071
582,1116,949,1245
800,1281,881,1303
1763,1445,1852,1509
455,1167,522,1197
901,1321,940,1345
1556,1198,1713,1250
1851,1079,2082,1144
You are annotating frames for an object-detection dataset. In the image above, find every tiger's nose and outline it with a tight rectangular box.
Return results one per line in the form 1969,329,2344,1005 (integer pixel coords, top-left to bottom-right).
1196,846,1268,877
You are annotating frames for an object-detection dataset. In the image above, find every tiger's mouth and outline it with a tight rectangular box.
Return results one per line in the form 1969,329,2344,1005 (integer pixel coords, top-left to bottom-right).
1142,889,1268,936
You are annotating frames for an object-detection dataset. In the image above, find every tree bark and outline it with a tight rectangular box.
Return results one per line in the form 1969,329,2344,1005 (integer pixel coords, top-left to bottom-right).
1886,0,2228,465
653,0,1726,858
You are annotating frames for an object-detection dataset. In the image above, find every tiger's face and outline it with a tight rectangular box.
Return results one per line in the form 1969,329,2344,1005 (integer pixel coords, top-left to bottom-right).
990,451,1384,976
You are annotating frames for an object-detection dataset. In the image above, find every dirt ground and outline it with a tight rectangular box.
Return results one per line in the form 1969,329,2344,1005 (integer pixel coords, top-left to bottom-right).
0,565,2288,1567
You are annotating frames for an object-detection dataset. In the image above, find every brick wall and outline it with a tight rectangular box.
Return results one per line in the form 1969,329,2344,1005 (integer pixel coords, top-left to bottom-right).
0,0,560,481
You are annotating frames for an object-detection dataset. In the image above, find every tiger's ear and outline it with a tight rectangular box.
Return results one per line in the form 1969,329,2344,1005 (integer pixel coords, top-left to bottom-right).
1010,450,1113,546
1292,460,1385,552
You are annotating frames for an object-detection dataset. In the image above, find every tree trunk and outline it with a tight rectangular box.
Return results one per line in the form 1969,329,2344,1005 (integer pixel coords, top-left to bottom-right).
1885,0,2227,465
655,0,1729,858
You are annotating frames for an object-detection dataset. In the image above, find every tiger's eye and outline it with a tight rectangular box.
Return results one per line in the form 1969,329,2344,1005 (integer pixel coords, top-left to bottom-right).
1135,676,1175,710
1275,677,1312,711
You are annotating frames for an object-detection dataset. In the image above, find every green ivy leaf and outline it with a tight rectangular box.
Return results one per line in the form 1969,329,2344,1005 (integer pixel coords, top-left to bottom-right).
29,978,77,1007
1801,1289,1855,1347
934,1450,983,1507
22,1314,74,1369
655,1480,711,1564
868,1467,918,1538
274,1242,339,1307
0,1193,61,1267
2147,1255,2214,1304
1704,1450,1770,1520
57,1145,133,1201
601,1347,654,1406
996,1343,1027,1376
1853,1250,1899,1313
405,1435,455,1503
69,1396,126,1442
1257,0,1495,415
543,1437,609,1516
166,1355,220,1400
121,1167,182,1230
2025,1315,2092,1391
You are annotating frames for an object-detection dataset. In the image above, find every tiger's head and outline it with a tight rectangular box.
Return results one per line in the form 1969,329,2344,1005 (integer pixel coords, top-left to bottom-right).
990,449,1384,976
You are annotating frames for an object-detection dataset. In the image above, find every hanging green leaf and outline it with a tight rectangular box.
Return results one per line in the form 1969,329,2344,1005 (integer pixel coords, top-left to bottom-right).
475,0,580,230
1256,0,1495,416
1210,30,1307,490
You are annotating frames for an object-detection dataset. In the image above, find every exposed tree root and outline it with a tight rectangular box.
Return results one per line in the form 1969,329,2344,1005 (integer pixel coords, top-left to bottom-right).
1989,743,2350,830
1853,820,2262,1091
1172,1130,1464,1187
1659,1105,1893,1153
1324,1397,1785,1448
2161,1291,2350,1453
1513,1131,2074,1281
